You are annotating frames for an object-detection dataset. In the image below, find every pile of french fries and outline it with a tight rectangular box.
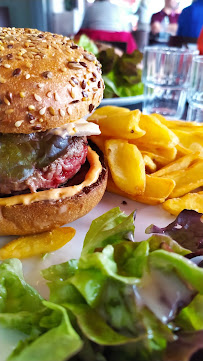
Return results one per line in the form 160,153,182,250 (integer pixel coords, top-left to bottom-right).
88,106,203,215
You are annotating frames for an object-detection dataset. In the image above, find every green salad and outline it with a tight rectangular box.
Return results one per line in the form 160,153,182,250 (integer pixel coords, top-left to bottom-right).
77,35,144,99
1,208,203,361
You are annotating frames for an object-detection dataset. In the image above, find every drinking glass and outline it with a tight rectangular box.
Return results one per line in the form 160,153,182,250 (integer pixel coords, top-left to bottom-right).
187,56,203,122
142,46,198,119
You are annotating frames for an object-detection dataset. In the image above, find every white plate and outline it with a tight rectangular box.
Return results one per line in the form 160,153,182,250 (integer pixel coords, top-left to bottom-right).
0,191,174,360
101,95,144,107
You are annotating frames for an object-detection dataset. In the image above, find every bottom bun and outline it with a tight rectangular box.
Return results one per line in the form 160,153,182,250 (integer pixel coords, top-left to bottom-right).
0,144,107,236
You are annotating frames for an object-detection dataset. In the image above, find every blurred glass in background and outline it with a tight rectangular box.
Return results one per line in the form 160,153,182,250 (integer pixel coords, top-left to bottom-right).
142,46,198,119
187,55,203,122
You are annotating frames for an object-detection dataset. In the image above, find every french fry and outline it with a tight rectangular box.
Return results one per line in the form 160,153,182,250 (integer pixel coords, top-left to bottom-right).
0,227,76,260
176,144,193,158
141,150,175,167
133,114,179,148
107,174,175,205
153,153,199,177
136,144,177,163
105,139,146,195
88,106,145,139
163,192,203,216
142,154,157,173
88,106,203,214
166,159,203,198
154,114,203,131
173,129,203,157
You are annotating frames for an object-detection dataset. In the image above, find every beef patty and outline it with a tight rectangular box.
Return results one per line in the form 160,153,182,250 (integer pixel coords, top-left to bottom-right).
0,134,88,195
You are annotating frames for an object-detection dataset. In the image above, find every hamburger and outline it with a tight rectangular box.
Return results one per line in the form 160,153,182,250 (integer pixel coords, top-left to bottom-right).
0,27,107,236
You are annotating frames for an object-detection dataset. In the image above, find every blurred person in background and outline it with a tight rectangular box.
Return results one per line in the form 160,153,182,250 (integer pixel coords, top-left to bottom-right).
198,26,203,54
79,0,137,53
150,0,180,36
177,0,203,38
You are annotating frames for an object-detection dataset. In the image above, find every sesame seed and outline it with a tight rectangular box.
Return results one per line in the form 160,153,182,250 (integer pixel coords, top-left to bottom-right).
70,44,78,49
79,61,87,68
7,53,13,60
34,93,42,102
37,83,44,88
13,68,21,76
89,104,94,112
28,105,35,111
83,53,95,62
39,118,44,122
29,119,36,124
27,112,35,120
5,108,14,114
4,64,11,68
39,107,46,115
54,92,60,101
15,120,24,127
47,91,52,98
3,96,10,105
42,71,53,79
48,106,55,115
82,91,88,98
6,92,12,103
67,107,72,115
20,92,25,98
81,80,86,89
70,100,79,104
59,109,65,117
70,88,76,99
25,73,30,79
67,61,83,70
70,79,76,87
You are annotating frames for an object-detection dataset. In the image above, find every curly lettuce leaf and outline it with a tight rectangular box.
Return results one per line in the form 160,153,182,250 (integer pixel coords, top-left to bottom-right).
146,210,203,252
0,259,43,313
81,207,135,256
2,209,203,361
8,302,83,361
76,34,98,55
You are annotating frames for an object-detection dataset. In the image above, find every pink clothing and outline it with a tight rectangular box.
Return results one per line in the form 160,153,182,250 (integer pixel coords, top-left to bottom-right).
78,28,137,54
151,10,179,25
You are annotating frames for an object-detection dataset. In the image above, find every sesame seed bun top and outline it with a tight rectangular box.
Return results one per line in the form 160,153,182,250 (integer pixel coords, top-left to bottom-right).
0,27,104,134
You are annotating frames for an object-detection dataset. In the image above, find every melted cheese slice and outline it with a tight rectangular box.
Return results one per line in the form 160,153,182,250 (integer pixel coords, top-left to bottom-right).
0,147,102,206
48,119,100,138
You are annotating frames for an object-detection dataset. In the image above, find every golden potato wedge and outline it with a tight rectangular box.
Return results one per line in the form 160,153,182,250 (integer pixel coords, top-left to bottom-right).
105,139,146,195
135,144,177,163
88,106,145,139
107,174,175,205
174,129,203,157
141,150,175,167
153,153,199,177
166,159,203,198
154,114,203,131
0,227,76,260
176,144,193,158
134,175,175,205
142,154,157,173
163,192,203,215
133,114,179,148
